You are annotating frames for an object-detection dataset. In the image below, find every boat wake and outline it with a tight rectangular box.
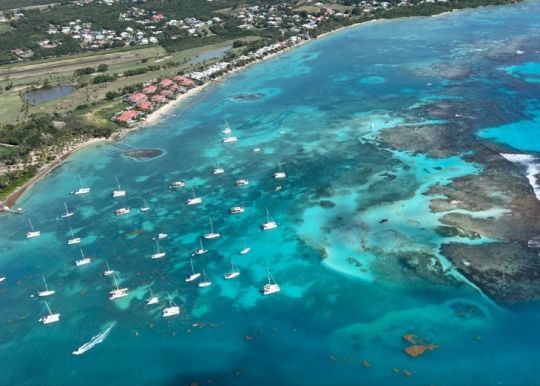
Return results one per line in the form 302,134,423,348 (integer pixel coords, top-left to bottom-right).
72,321,116,356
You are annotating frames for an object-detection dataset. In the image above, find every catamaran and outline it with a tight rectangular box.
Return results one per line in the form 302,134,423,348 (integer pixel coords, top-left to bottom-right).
26,219,40,239
169,180,185,189
162,293,180,317
112,177,126,198
71,175,90,195
185,258,201,282
103,262,114,276
38,275,55,297
229,205,245,214
140,199,150,212
240,236,251,255
67,226,81,245
151,239,166,259
157,233,168,240
109,272,128,300
262,268,280,295
115,207,130,216
213,160,225,175
75,249,91,266
198,270,212,288
235,179,249,187
273,161,287,179
61,202,74,218
203,217,220,240
186,187,202,205
221,130,238,143
146,287,159,305
39,301,60,324
261,208,278,231
224,260,240,280
193,238,208,255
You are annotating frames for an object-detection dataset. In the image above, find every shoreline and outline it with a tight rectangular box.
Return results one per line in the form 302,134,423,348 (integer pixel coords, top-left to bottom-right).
0,3,516,210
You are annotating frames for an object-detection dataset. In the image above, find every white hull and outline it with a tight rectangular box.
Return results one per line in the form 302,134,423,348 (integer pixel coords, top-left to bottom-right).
146,296,159,305
169,181,185,189
221,137,238,143
274,172,286,179
198,281,212,288
109,288,128,300
213,168,224,175
158,233,168,239
112,191,126,198
76,258,92,266
103,270,114,276
186,197,203,205
115,208,130,216
240,247,251,255
0,277,5,283
151,252,166,259
72,188,90,195
162,306,180,317
140,207,150,212
185,273,201,282
262,221,278,231
61,212,74,218
194,248,208,255
68,237,81,245
203,233,220,240
40,313,60,324
229,206,245,214
235,179,249,186
263,284,280,295
224,271,240,280
26,231,41,239
38,290,55,297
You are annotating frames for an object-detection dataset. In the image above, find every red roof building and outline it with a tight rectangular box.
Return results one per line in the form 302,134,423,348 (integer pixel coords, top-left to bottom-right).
142,85,158,94
159,79,174,89
138,101,152,111
151,94,166,104
129,92,147,105
116,110,140,125
174,75,195,86
160,89,173,98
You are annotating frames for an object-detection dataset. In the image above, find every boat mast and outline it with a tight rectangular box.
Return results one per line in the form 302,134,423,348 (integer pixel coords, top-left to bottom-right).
116,177,121,190
45,301,53,315
112,272,120,290
190,259,195,274
42,275,49,291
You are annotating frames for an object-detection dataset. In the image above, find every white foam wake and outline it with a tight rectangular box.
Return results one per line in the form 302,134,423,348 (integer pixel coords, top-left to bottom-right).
501,153,540,201
72,321,116,356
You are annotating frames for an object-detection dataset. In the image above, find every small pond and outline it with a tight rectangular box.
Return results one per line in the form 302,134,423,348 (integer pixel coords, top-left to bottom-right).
24,86,76,105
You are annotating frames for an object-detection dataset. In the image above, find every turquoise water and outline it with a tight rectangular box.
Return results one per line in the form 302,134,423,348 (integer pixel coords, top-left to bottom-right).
2,1,540,385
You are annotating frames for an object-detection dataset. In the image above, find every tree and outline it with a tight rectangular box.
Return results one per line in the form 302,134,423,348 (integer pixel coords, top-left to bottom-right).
97,64,109,72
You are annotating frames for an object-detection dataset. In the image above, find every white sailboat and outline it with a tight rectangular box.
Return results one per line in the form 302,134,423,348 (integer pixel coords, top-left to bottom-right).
109,272,128,300
67,226,81,245
221,129,238,143
112,177,126,198
61,202,74,218
39,301,60,324
229,205,245,214
26,219,40,239
38,275,55,297
261,208,277,231
75,249,91,266
273,161,287,179
169,180,185,189
0,276,5,283
262,268,280,295
224,260,240,280
186,187,202,205
146,287,159,305
240,236,251,255
103,262,114,276
203,217,220,239
213,160,225,175
235,178,249,187
193,238,208,255
197,270,212,288
140,199,150,212
162,293,180,317
115,207,130,216
151,239,166,259
184,258,201,282
157,233,168,240
71,175,90,195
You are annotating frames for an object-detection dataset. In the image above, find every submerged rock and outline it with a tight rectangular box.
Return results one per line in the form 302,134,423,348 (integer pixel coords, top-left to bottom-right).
123,148,164,161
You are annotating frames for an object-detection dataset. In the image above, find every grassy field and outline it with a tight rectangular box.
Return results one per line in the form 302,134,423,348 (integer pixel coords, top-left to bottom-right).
0,90,23,123
0,24,12,34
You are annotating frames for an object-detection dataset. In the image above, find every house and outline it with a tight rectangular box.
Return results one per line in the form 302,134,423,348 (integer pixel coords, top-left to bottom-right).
151,94,166,104
115,110,140,125
142,85,157,94
160,89,173,98
174,75,194,86
129,92,147,104
159,78,174,88
137,101,152,111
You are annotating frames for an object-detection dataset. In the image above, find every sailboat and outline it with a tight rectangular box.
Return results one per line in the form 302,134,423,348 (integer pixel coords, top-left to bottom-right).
39,301,60,324
157,233,168,240
67,226,81,245
184,258,201,282
109,272,128,300
221,129,238,143
75,249,91,266
103,262,114,277
71,175,90,195
112,177,126,198
240,236,251,255
146,287,159,305
224,260,240,280
0,276,5,283
115,207,130,216
213,160,225,175
169,180,185,189
197,269,212,288
140,199,150,212
273,161,287,179
151,239,166,259
229,204,245,214
193,238,208,255
38,275,55,297
162,292,180,317
61,202,74,218
261,208,278,231
186,187,202,205
222,121,232,135
235,178,249,186
203,217,220,239
262,268,280,295
26,219,40,239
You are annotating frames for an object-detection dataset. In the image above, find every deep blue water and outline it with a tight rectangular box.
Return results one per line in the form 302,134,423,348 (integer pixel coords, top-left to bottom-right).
1,2,540,385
